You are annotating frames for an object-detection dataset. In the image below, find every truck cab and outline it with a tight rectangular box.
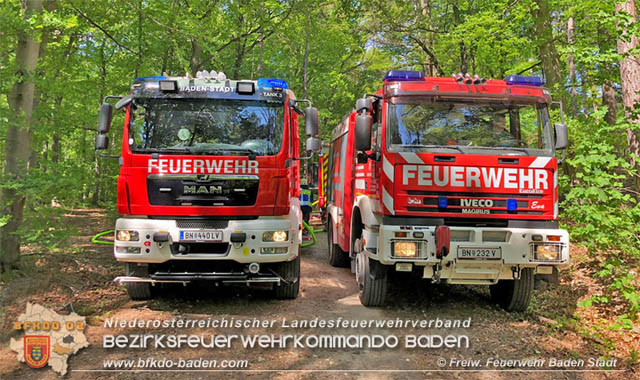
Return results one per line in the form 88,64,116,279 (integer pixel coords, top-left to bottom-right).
96,71,320,300
325,71,570,311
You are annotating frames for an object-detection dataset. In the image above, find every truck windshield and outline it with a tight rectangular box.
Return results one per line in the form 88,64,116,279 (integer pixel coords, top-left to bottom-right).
387,100,553,155
129,98,284,156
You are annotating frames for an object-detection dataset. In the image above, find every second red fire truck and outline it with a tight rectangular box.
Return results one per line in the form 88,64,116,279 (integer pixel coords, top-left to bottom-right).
325,71,570,311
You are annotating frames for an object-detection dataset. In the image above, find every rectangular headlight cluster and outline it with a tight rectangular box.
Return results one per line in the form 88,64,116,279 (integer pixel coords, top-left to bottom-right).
262,231,288,242
393,241,420,258
532,243,562,261
116,230,139,241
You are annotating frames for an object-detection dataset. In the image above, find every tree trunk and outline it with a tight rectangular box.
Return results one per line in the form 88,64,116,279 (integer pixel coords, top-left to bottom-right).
532,0,563,87
0,0,45,272
616,0,640,191
303,25,310,99
567,17,578,115
256,31,263,77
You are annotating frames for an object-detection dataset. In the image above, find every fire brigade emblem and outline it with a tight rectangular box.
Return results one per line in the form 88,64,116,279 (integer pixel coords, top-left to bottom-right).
24,336,50,368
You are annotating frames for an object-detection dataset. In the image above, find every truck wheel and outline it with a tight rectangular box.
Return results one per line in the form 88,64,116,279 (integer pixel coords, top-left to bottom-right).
273,256,300,299
126,282,152,300
355,252,388,307
490,268,534,312
328,221,350,268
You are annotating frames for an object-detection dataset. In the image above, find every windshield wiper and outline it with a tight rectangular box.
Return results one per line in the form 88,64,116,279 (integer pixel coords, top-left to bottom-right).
395,144,465,154
189,147,259,158
133,147,192,154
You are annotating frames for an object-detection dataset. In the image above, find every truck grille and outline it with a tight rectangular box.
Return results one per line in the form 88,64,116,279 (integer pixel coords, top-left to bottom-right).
147,174,259,207
176,220,229,229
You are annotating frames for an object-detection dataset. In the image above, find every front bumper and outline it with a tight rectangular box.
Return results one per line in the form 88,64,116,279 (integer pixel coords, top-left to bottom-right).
363,224,569,284
113,216,300,264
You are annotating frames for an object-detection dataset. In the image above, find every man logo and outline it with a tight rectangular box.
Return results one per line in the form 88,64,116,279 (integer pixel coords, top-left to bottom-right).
183,185,223,195
24,336,50,368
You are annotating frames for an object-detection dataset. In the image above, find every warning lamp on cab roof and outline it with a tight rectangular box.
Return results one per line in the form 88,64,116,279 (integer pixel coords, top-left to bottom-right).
257,78,289,89
504,75,545,86
384,70,425,82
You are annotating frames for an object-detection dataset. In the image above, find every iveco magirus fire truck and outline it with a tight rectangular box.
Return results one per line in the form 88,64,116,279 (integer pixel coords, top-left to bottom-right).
325,71,570,311
95,70,321,300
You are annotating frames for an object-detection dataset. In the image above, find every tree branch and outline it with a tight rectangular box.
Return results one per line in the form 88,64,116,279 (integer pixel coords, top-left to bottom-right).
70,3,137,55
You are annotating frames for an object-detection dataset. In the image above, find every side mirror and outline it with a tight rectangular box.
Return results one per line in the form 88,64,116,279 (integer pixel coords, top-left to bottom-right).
305,106,319,136
554,123,568,150
306,137,322,152
115,95,133,110
98,103,113,134
95,134,109,150
355,114,372,151
355,98,372,113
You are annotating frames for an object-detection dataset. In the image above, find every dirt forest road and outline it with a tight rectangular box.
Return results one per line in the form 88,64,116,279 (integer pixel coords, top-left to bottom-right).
0,210,632,380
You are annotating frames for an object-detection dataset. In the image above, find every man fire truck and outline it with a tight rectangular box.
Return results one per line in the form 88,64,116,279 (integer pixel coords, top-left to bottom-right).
95,70,321,300
325,71,569,311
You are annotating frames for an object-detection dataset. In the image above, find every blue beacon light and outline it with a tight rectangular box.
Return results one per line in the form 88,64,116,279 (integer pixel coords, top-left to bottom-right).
507,198,518,211
257,78,289,89
384,70,425,81
504,75,545,86
438,196,448,208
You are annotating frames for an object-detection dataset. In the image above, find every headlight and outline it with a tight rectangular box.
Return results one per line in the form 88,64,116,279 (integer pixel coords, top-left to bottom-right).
116,246,141,254
534,244,560,261
116,230,139,241
261,247,288,254
393,241,418,258
263,231,288,242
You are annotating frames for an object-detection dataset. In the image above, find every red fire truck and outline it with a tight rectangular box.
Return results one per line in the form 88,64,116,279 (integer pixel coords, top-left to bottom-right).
95,71,320,300
325,71,570,311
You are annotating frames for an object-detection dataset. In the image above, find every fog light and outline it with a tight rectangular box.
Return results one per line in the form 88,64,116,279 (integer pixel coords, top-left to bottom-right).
534,244,560,261
116,246,141,254
261,247,288,254
116,230,139,241
394,242,418,258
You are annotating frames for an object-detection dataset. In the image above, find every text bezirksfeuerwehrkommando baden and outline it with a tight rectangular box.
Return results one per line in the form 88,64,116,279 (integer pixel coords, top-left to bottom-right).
103,317,471,330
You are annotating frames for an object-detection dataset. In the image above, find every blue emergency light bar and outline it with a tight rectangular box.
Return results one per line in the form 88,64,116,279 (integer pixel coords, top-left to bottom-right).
384,70,425,82
504,75,545,86
257,78,289,89
135,75,166,82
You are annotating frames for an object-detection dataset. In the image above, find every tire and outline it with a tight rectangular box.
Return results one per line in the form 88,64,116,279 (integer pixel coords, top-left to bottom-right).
356,252,389,307
328,221,350,268
273,256,300,299
126,282,152,300
490,268,534,312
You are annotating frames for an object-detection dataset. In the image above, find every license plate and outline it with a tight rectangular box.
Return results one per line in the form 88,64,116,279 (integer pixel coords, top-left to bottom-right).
179,230,223,242
457,247,501,259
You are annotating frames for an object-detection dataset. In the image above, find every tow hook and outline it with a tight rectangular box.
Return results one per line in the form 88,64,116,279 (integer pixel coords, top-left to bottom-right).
511,266,521,280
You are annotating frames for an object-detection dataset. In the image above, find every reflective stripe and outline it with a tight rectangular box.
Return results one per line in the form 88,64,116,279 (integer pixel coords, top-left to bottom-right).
383,156,394,183
383,187,394,215
399,152,424,164
529,157,552,168
355,179,366,189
